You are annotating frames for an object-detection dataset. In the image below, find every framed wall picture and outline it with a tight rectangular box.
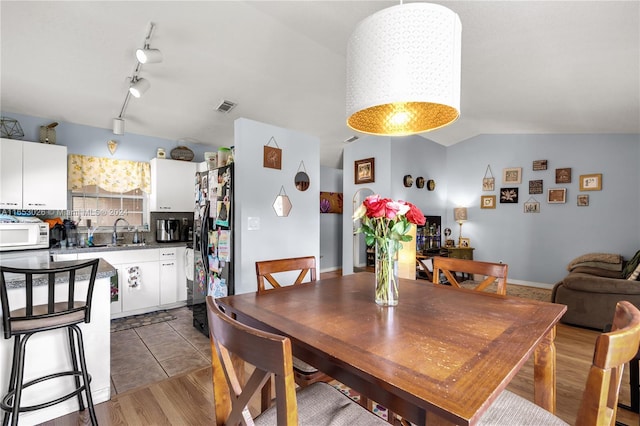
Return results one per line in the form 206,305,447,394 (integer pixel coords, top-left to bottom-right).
500,187,519,203
577,194,589,206
579,173,602,191
481,195,496,209
528,179,543,194
459,238,470,248
548,188,567,204
555,167,571,184
532,160,548,171
354,158,375,184
524,201,540,213
502,167,522,184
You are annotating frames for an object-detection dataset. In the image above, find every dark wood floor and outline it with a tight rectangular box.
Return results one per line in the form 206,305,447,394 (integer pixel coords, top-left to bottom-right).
40,269,640,425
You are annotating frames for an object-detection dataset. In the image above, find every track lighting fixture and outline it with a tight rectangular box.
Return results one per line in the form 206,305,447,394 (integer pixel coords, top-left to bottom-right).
112,22,161,135
129,77,150,98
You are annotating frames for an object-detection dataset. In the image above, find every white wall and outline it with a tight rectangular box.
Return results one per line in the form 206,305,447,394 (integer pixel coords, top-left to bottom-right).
233,118,320,294
319,166,342,272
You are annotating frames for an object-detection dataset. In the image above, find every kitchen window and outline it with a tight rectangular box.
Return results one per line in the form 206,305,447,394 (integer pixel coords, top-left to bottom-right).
70,185,148,228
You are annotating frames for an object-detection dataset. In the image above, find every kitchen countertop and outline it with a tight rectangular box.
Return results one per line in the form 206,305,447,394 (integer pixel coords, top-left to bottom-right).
49,241,188,255
2,258,116,289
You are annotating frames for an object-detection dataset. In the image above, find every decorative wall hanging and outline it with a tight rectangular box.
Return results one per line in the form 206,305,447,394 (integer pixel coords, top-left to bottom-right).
272,186,292,217
416,177,425,188
427,179,436,191
502,167,522,184
529,179,543,194
579,173,602,191
354,157,375,184
39,122,58,144
403,175,413,187
263,136,282,170
500,187,519,203
481,195,496,209
555,167,571,184
0,116,24,139
532,160,548,171
577,194,589,206
107,140,118,155
294,161,310,191
482,165,495,191
524,197,540,213
547,188,567,204
320,192,343,214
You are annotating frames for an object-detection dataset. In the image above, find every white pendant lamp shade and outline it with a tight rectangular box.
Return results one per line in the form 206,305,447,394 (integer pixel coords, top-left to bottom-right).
346,3,462,136
129,77,150,98
136,48,163,64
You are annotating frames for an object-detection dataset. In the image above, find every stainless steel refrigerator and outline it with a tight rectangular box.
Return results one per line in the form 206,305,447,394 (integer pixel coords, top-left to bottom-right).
190,163,234,336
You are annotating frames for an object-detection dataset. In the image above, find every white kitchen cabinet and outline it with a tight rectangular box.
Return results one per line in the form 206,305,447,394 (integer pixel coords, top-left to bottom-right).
159,247,178,305
150,158,196,212
0,138,67,210
176,246,187,302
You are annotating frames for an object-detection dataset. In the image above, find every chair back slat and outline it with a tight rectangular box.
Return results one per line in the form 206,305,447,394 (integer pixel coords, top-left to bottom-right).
206,296,299,425
256,256,317,293
432,256,508,295
576,301,640,425
0,258,100,338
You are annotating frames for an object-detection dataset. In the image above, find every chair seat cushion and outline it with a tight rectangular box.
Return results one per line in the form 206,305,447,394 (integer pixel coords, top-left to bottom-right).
255,382,387,425
10,302,86,333
478,390,569,425
293,356,319,374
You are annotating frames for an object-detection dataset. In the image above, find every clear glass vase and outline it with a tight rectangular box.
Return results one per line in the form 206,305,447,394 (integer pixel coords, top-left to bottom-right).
375,240,399,306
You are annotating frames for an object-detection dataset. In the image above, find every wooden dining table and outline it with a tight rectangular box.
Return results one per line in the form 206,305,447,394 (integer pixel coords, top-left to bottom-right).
215,272,567,425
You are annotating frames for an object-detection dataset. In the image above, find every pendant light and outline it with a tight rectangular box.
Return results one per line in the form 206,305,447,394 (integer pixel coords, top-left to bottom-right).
346,2,462,136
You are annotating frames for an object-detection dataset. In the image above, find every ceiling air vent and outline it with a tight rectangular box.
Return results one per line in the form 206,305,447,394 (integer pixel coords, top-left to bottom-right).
215,100,237,113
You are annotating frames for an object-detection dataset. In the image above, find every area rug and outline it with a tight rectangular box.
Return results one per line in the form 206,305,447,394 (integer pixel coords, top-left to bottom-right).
458,281,552,302
110,310,177,333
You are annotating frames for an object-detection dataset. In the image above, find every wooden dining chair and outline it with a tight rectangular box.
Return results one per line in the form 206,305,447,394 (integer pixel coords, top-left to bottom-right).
432,256,509,295
478,300,640,425
256,256,317,293
206,296,388,426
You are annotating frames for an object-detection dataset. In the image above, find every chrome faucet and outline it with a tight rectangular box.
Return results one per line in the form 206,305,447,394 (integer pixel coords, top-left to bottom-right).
112,217,130,245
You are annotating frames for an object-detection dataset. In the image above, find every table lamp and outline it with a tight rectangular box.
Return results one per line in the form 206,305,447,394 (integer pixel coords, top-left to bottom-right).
453,207,468,247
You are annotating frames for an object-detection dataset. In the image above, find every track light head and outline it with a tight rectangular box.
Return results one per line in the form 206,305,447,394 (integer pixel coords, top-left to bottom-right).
129,77,150,98
136,48,163,64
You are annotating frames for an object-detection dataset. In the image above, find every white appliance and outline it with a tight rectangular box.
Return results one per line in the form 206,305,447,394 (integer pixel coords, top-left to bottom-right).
0,221,50,251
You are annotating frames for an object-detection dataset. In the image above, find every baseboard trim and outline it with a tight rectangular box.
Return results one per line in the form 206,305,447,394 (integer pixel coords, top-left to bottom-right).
508,278,554,290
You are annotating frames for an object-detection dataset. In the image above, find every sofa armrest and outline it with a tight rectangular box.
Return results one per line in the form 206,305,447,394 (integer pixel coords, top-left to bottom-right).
562,272,640,294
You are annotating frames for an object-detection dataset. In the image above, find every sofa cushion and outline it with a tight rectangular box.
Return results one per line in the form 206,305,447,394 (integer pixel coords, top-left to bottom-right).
563,272,640,294
623,250,640,279
569,266,623,279
567,253,622,271
569,261,623,272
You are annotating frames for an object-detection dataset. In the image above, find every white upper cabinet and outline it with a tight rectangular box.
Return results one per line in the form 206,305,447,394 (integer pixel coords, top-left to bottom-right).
150,158,196,212
0,138,67,210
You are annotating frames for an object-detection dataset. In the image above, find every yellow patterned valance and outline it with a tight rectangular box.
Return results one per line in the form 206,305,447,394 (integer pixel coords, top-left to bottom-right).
68,154,151,194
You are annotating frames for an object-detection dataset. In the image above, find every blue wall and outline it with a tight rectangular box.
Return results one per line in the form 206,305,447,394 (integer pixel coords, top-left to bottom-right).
1,112,215,161
445,134,640,285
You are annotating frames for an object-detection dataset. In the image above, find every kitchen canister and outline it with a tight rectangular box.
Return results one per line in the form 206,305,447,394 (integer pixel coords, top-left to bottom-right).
217,147,231,167
204,152,217,170
157,148,166,159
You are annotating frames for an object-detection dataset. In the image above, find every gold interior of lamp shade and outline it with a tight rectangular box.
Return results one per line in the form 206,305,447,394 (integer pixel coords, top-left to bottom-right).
347,101,459,136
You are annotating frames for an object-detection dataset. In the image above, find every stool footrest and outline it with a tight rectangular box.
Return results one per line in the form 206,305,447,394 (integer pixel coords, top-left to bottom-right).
1,371,91,413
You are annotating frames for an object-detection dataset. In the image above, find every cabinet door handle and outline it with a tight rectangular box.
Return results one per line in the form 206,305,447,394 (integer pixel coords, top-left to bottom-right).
0,202,18,206
27,203,46,206
161,262,175,266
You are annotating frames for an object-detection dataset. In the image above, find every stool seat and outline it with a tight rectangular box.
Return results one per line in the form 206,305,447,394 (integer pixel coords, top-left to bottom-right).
0,258,100,426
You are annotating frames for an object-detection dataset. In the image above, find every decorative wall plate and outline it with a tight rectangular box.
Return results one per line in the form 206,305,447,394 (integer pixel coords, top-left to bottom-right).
403,175,413,187
427,179,436,191
416,177,425,188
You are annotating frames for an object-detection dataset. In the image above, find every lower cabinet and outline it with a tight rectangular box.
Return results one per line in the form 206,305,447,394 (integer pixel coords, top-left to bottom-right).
54,246,188,318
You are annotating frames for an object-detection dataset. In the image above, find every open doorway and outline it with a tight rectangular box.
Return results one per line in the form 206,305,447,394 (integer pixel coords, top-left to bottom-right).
352,188,374,273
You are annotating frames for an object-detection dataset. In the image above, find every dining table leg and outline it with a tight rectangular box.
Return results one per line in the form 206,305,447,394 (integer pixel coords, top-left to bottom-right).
533,326,557,413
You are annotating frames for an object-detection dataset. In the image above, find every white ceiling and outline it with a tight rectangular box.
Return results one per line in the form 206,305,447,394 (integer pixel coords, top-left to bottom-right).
1,1,638,169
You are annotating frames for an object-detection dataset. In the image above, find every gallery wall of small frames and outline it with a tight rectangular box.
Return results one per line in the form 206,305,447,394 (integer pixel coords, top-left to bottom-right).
480,160,602,213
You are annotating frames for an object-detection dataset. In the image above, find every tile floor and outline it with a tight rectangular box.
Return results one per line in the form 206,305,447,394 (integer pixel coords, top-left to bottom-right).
110,306,211,394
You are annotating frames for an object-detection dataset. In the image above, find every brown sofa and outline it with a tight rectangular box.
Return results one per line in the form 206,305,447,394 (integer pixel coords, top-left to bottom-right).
552,264,640,330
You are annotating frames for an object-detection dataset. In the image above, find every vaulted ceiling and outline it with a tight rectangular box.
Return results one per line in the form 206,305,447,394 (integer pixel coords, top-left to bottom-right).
1,1,638,169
